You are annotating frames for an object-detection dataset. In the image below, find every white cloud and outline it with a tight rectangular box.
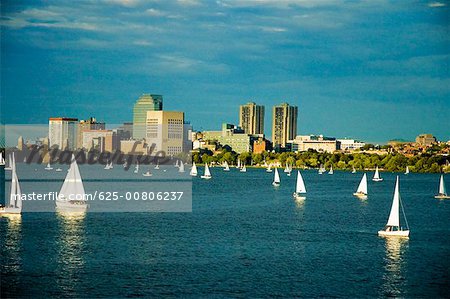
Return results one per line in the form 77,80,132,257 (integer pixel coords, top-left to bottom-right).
428,2,446,7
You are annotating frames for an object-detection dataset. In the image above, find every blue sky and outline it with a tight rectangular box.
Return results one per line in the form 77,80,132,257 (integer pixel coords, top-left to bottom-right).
1,0,449,143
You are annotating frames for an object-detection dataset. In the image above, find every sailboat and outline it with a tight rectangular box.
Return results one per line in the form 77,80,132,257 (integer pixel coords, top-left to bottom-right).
104,160,112,170
154,161,160,170
0,153,22,215
434,175,450,199
0,152,5,166
318,164,325,175
134,161,139,173
284,164,290,173
240,164,247,172
266,164,273,173
236,159,241,169
352,166,356,174
45,162,53,170
175,160,179,168
4,154,13,171
178,161,185,173
190,162,198,177
404,166,410,175
55,167,63,172
223,161,230,171
272,168,280,186
293,171,306,200
353,173,368,199
328,165,334,175
372,166,383,182
201,163,212,179
56,155,88,212
378,176,409,237
287,164,292,177
143,169,153,177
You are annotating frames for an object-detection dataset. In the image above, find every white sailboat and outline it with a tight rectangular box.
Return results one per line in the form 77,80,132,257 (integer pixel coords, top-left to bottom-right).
190,162,198,177
56,155,88,213
266,164,273,173
434,175,450,199
372,166,383,182
293,171,306,200
404,166,410,175
284,164,290,173
236,159,241,169
45,162,53,170
240,164,247,172
104,160,112,170
328,165,334,175
223,161,230,171
0,153,22,215
175,160,179,168
0,152,5,166
178,161,185,173
378,176,409,237
352,166,356,174
201,163,212,179
4,154,13,171
134,161,139,173
272,168,280,186
318,164,325,175
55,168,63,172
154,162,160,170
353,173,368,199
143,169,153,177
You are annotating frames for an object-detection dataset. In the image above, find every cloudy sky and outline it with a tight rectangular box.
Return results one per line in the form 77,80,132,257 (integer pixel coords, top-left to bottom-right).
1,0,449,143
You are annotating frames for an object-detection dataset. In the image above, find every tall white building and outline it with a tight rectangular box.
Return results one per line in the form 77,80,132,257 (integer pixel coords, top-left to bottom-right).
146,111,185,156
48,117,78,150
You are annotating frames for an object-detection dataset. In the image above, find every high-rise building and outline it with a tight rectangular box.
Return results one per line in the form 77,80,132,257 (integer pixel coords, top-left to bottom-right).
239,102,265,135
146,111,184,156
77,117,105,149
82,130,117,152
48,117,78,150
272,103,298,150
133,94,163,140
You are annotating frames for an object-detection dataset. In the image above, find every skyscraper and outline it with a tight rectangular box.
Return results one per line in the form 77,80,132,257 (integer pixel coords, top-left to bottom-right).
133,94,163,140
146,111,185,156
272,103,298,150
48,117,78,150
239,102,265,135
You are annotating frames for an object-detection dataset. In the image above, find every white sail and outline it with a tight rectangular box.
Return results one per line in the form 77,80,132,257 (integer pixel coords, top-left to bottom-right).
179,161,185,173
328,165,333,175
240,164,247,172
224,161,230,171
0,152,4,165
59,155,86,200
9,153,22,210
373,166,381,179
134,162,139,173
190,162,198,176
405,166,409,174
296,171,306,193
203,163,211,177
386,176,400,227
284,164,289,173
356,173,368,195
439,175,446,195
273,168,280,184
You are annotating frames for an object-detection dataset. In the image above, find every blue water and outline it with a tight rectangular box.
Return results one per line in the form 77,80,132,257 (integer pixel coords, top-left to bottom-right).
1,167,449,298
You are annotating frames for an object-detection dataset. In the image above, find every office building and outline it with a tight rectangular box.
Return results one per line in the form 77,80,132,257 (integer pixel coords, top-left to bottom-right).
202,123,261,153
272,103,298,150
146,111,185,156
290,135,340,153
82,130,117,152
133,94,163,140
48,117,78,150
239,102,265,135
77,117,105,149
337,139,366,151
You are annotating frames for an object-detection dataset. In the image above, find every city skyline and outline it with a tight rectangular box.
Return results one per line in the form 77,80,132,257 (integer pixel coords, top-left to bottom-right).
1,1,449,144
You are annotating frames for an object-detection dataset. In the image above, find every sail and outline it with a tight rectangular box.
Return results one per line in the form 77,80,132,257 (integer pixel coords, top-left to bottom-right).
356,173,368,194
439,175,446,195
59,155,85,200
386,176,400,227
9,153,22,209
405,166,409,174
373,166,380,179
190,162,198,176
204,163,211,177
179,162,185,172
329,166,333,174
274,168,280,184
242,165,246,171
296,171,306,193
135,162,139,172
224,161,229,171
0,152,4,164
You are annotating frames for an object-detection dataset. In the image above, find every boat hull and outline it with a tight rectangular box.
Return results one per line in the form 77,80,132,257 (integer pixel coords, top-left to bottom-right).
201,176,211,179
272,182,280,186
353,192,367,199
56,200,88,212
378,230,409,237
372,178,383,182
293,193,306,200
434,194,450,199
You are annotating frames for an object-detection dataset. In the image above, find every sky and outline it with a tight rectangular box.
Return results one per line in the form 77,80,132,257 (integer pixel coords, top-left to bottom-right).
1,0,449,144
